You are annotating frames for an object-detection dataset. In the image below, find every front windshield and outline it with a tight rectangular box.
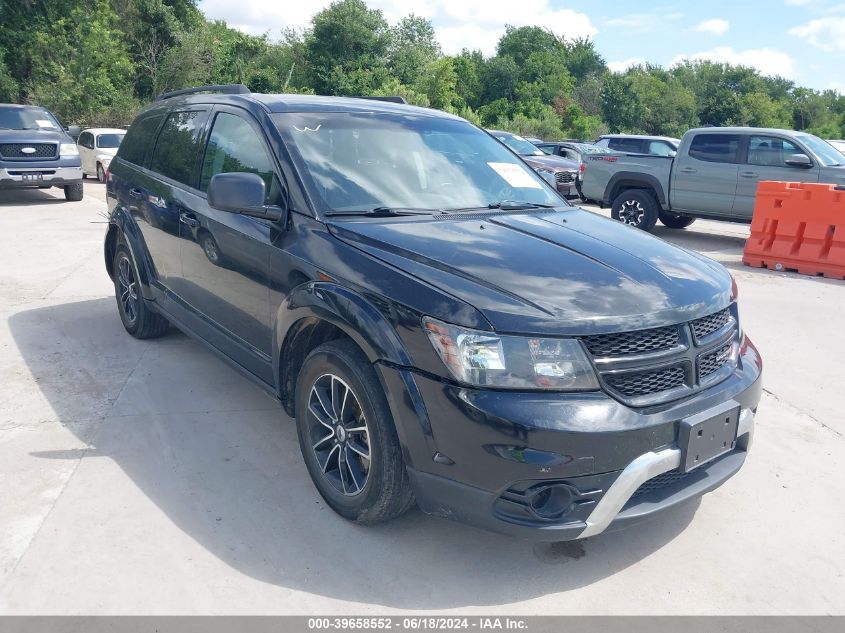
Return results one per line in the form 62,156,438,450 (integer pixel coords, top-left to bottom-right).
493,132,544,156
276,112,562,214
96,133,125,148
797,133,845,166
0,106,61,131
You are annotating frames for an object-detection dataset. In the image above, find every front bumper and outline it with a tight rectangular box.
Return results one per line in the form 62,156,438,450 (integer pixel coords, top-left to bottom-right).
0,165,82,188
378,338,762,541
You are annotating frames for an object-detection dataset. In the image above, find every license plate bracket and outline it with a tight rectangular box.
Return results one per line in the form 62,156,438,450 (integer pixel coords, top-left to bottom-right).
679,404,740,472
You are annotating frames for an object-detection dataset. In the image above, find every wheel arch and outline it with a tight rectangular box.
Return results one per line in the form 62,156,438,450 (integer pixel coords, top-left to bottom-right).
103,209,155,300
605,172,666,207
273,282,413,417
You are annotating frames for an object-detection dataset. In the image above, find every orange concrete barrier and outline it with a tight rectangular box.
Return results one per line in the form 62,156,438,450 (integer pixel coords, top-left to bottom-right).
742,181,845,279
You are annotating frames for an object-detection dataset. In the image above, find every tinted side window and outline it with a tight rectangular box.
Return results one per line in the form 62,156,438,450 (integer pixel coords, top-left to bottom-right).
200,112,276,201
748,136,802,167
609,138,644,153
149,111,206,186
688,134,741,163
118,115,163,166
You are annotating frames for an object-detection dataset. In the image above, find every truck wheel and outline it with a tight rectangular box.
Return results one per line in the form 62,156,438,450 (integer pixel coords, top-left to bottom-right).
97,163,106,183
659,212,696,229
295,339,414,525
611,189,659,232
64,183,84,202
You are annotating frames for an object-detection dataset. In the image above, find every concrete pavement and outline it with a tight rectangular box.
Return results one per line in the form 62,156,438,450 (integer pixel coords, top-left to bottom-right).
1,184,843,614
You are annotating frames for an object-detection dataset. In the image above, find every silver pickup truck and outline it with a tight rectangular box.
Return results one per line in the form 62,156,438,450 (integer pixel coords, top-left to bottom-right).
580,126,845,231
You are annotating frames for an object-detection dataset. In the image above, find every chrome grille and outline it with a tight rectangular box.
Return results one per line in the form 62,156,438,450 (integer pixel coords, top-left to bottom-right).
583,325,679,357
691,308,730,340
699,343,733,379
0,143,57,160
606,366,685,398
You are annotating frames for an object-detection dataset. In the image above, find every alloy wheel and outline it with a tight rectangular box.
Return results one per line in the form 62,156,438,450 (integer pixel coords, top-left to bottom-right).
117,254,138,325
619,200,645,226
307,373,371,496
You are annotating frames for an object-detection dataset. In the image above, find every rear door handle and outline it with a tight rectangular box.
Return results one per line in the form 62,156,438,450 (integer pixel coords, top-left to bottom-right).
679,167,697,174
129,188,144,199
740,171,759,179
179,212,200,229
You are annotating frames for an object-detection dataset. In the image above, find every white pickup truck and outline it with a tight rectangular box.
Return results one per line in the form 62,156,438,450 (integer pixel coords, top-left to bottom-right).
580,126,845,231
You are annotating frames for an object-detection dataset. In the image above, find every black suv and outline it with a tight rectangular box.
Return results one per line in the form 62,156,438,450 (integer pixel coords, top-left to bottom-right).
104,85,762,541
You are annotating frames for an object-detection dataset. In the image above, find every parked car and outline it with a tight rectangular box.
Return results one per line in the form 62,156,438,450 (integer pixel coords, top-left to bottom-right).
77,127,126,182
0,103,83,201
524,136,544,145
581,126,845,231
487,129,580,197
105,85,761,541
827,139,845,155
537,141,616,199
594,134,680,157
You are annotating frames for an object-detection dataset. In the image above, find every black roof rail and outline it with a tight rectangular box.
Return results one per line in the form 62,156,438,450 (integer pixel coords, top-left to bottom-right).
156,84,250,102
353,96,407,104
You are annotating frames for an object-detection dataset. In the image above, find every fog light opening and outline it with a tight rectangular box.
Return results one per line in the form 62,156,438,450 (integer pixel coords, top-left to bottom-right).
528,484,575,520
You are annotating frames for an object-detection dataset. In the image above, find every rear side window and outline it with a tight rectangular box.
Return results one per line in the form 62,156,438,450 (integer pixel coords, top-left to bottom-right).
609,138,644,153
118,115,163,166
199,112,275,199
647,141,674,156
149,110,207,186
688,134,741,163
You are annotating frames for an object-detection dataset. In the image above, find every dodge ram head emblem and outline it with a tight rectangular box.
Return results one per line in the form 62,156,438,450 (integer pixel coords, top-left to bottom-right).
21,147,36,154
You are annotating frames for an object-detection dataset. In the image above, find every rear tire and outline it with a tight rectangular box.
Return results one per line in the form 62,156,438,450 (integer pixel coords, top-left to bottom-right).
659,212,696,229
295,339,414,525
112,244,169,339
611,189,659,232
64,183,83,201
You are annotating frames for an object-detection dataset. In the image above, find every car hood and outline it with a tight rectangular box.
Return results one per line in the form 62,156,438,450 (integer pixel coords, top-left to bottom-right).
522,154,579,171
96,148,118,158
0,128,71,144
328,209,733,335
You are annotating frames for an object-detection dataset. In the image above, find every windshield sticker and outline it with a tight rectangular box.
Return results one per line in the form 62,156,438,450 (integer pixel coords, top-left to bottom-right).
487,162,542,189
35,119,56,129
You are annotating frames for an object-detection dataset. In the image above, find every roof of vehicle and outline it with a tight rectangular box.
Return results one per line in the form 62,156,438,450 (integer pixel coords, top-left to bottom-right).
141,91,463,121
599,134,680,142
0,103,51,110
81,127,126,134
684,127,815,136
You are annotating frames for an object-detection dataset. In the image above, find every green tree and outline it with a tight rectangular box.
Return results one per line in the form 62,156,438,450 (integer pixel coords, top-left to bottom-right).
388,15,440,87
305,0,391,95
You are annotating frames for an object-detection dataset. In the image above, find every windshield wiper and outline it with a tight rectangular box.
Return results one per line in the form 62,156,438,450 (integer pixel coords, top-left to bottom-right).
487,200,556,210
327,206,437,218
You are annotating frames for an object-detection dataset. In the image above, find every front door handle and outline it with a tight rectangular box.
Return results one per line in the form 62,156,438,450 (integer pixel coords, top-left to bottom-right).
740,171,759,179
129,188,144,199
179,212,200,229
679,167,697,174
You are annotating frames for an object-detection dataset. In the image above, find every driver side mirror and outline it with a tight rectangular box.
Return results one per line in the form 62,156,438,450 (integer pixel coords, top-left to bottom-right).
208,172,289,224
66,125,81,140
785,153,813,168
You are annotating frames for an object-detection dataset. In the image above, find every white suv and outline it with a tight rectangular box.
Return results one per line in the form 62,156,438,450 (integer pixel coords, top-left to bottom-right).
77,128,126,182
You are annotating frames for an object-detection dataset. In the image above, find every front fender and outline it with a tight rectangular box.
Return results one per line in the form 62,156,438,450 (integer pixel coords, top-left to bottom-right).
273,281,413,379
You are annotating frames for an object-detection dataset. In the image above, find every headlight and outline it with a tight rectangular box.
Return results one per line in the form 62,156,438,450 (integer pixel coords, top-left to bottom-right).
535,167,556,186
423,317,599,391
60,143,78,156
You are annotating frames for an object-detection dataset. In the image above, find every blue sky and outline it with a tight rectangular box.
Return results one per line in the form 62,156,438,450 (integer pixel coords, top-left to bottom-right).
200,0,845,92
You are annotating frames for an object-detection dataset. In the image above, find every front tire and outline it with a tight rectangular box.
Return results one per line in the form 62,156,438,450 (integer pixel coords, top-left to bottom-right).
97,163,106,183
295,339,413,524
112,245,169,339
611,189,659,231
659,212,696,229
64,183,84,201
